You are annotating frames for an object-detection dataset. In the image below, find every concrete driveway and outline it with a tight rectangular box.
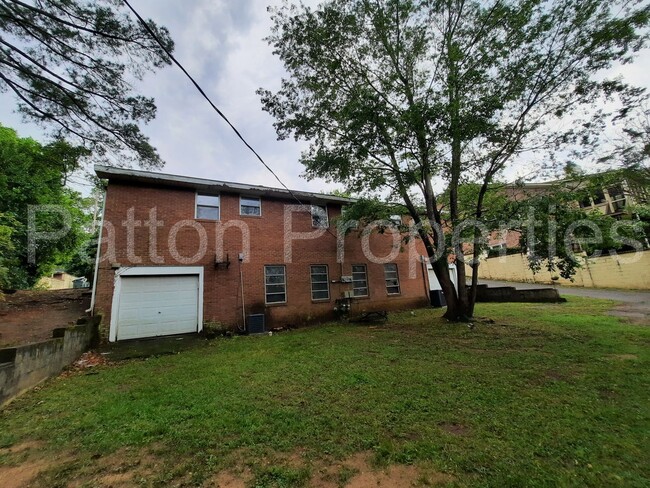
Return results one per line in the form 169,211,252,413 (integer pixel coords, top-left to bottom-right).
480,279,650,325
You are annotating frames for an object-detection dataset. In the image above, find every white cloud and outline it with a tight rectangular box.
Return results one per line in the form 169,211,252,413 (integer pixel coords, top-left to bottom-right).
128,0,338,194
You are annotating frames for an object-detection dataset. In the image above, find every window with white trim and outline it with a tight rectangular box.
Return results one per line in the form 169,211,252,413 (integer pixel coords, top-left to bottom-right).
389,214,402,226
384,263,401,295
196,194,220,220
311,204,329,228
310,265,330,300
240,196,261,216
352,264,368,297
264,265,286,304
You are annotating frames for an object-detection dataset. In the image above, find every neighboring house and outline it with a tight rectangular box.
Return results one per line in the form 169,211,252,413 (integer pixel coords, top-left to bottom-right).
37,270,79,290
92,165,430,342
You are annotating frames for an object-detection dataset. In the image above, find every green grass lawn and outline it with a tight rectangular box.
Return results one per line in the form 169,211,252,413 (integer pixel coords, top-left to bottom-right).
1,297,649,487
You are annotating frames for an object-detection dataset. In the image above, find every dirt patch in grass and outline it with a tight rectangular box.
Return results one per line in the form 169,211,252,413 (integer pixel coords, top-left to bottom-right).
0,458,54,488
527,369,580,387
210,470,250,487
544,370,567,381
65,446,162,487
0,440,44,454
345,463,451,487
206,450,454,488
0,441,73,488
605,354,638,361
311,452,453,487
0,442,167,488
438,422,470,437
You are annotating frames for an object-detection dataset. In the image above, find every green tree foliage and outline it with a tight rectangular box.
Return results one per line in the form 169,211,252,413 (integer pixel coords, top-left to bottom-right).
63,229,97,281
63,191,102,282
0,212,16,289
0,124,89,289
0,0,174,168
519,200,646,279
259,0,650,320
602,104,650,186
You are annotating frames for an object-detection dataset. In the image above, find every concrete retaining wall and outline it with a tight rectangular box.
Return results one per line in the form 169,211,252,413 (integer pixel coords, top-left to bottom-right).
472,284,564,303
467,250,650,290
0,316,100,407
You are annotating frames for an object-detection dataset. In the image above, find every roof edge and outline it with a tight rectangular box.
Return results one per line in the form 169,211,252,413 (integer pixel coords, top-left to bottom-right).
94,165,355,204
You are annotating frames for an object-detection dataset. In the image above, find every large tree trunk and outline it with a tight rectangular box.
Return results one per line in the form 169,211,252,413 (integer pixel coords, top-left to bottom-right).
430,255,472,322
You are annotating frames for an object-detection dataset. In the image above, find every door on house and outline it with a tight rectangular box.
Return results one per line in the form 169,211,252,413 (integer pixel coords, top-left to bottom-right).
115,275,200,340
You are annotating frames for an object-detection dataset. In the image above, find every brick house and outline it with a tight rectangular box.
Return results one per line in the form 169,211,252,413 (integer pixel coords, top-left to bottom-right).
91,165,430,342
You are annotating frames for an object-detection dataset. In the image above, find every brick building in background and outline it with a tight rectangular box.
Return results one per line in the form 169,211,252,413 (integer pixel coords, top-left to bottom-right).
91,166,430,342
483,170,649,253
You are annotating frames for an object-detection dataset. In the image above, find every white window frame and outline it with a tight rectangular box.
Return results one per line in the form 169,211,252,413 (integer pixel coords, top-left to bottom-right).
240,195,262,216
109,266,204,343
195,193,220,220
384,263,401,295
310,264,330,301
264,265,287,304
352,264,369,297
389,214,402,226
311,204,329,228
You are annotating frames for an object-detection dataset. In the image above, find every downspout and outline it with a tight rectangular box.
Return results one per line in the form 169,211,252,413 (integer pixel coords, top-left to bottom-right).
88,189,107,315
420,255,430,301
238,253,246,332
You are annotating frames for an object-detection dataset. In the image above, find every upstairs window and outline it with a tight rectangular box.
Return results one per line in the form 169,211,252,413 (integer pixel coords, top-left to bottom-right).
384,263,401,295
196,194,220,220
264,265,286,304
240,196,261,216
310,265,330,301
311,204,329,228
352,264,368,297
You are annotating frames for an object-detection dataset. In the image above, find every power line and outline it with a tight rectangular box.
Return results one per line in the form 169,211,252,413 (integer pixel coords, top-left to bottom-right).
122,0,305,206
121,0,339,239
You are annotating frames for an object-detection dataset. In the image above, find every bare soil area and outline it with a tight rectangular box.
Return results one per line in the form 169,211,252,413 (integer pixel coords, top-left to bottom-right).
0,289,90,347
0,443,454,488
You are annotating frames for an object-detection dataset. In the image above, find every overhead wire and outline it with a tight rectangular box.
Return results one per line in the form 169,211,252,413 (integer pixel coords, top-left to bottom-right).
121,0,341,239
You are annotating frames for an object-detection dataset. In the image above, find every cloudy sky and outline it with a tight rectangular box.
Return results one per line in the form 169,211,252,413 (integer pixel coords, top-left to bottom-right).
1,0,649,195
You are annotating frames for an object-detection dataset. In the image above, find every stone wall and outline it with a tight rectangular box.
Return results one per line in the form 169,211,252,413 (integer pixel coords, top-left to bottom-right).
0,316,100,407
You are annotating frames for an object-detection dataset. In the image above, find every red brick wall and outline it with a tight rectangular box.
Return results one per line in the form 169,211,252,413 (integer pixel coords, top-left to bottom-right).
94,182,430,340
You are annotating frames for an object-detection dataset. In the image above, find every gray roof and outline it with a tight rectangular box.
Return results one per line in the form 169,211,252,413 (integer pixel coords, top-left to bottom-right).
94,165,355,205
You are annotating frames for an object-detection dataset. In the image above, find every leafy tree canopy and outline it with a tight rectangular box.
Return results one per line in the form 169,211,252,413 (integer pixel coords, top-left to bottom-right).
0,124,90,289
599,103,650,186
260,0,650,320
0,0,174,168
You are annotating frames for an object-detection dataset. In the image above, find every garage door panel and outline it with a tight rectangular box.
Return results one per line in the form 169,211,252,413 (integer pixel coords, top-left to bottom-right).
116,274,199,340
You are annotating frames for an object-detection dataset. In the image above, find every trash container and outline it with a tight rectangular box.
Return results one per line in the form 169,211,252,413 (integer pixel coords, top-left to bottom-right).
430,290,446,308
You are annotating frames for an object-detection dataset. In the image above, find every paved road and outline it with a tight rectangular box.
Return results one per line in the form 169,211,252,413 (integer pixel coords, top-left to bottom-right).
480,279,650,324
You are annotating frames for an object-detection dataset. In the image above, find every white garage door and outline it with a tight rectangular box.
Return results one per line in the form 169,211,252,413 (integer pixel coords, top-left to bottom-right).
115,275,199,340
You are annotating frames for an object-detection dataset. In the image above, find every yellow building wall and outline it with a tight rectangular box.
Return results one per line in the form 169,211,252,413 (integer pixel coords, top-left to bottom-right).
37,273,77,290
467,250,650,290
